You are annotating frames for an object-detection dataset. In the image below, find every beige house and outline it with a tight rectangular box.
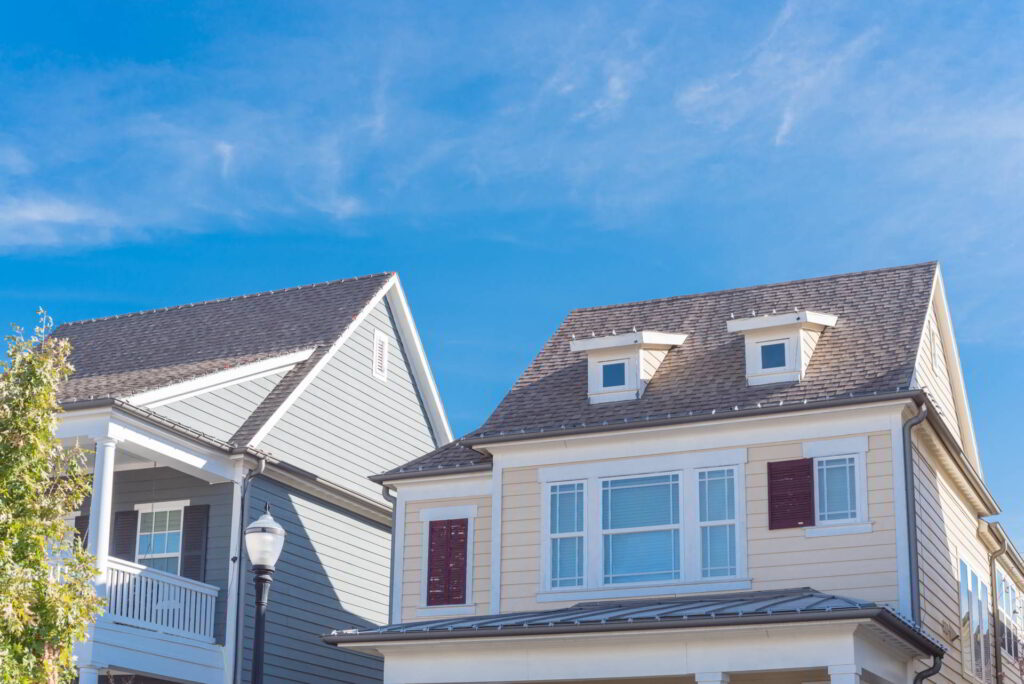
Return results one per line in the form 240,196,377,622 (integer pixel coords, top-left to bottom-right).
327,262,1024,684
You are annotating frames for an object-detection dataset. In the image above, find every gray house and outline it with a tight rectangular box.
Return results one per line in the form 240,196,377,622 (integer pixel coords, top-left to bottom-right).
55,272,450,684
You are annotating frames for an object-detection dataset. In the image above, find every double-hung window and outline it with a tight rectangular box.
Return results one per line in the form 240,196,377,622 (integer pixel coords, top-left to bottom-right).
996,568,1022,659
960,559,993,681
602,475,680,584
136,505,183,574
815,456,858,522
542,450,746,596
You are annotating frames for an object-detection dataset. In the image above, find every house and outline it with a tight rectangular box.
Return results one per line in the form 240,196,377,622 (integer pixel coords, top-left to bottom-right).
54,272,451,684
327,262,1024,684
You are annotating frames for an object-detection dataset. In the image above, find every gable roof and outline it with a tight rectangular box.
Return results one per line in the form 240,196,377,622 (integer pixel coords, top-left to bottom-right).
55,272,394,402
379,262,938,480
324,587,942,656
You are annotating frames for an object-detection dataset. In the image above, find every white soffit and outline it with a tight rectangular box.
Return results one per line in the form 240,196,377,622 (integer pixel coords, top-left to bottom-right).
726,310,837,333
569,330,687,353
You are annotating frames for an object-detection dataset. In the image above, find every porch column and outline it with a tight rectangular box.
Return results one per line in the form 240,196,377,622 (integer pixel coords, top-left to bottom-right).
88,436,117,597
695,674,730,683
78,666,100,684
827,664,861,684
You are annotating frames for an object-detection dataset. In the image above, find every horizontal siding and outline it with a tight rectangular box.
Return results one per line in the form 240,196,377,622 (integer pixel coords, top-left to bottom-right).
915,305,962,446
260,298,437,502
401,496,492,622
151,371,285,442
242,478,389,684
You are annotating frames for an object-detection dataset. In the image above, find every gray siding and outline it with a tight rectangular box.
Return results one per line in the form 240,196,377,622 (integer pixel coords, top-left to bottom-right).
150,371,287,442
241,477,388,684
260,298,437,502
84,467,235,644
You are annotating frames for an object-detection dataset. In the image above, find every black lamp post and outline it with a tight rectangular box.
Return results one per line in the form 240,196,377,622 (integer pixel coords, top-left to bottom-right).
244,503,286,684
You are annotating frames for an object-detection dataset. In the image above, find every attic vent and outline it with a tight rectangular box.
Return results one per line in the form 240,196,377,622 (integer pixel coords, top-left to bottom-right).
372,329,389,381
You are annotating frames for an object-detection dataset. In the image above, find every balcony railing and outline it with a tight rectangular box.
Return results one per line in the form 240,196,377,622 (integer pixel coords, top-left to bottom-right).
104,557,218,643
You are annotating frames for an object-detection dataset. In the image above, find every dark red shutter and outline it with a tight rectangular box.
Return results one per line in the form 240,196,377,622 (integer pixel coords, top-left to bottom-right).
768,458,815,529
111,510,139,561
426,518,469,606
180,505,210,581
74,515,90,545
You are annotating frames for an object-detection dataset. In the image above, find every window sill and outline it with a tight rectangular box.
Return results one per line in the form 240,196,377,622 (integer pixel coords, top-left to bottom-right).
804,522,873,537
536,578,752,603
416,604,476,618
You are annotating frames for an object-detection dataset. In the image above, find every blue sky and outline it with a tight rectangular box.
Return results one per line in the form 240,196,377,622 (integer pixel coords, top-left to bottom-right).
1,2,1022,535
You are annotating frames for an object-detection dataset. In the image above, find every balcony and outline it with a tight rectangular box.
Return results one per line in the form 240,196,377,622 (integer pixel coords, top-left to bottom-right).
103,557,219,643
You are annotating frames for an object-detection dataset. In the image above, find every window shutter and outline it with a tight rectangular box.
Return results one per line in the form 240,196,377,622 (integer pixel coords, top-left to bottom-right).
767,458,815,529
111,510,139,561
74,515,89,545
180,504,210,582
426,518,469,606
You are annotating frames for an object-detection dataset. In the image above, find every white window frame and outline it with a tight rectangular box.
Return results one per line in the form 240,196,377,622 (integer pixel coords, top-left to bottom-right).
548,481,586,588
960,557,994,682
586,350,639,403
599,359,628,389
996,567,1022,658
134,500,189,575
539,449,748,601
802,437,870,536
600,474,682,585
372,329,389,382
743,330,800,385
417,505,476,617
697,467,739,578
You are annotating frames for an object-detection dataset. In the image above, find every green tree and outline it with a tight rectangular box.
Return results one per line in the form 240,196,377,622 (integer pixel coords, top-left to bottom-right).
0,311,103,683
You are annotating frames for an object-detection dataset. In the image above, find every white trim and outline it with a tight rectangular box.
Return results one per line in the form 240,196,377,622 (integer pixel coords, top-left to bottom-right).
386,277,454,444
390,494,407,624
535,578,753,603
804,437,870,527
726,310,838,333
128,349,313,408
134,501,188,575
539,448,747,483
248,275,395,447
569,330,687,352
391,473,492,500
133,500,191,512
803,435,869,459
372,328,390,382
804,522,874,537
221,461,244,683
890,410,913,618
489,461,504,614
418,507,475,613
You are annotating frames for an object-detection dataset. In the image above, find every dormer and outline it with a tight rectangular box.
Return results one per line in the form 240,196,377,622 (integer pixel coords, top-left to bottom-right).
570,330,687,404
726,310,838,386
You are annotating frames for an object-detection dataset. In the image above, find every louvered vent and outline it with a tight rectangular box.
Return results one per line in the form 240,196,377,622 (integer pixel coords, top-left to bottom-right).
372,329,389,381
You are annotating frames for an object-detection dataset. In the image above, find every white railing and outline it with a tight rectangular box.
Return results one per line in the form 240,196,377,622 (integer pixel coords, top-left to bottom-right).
104,558,219,643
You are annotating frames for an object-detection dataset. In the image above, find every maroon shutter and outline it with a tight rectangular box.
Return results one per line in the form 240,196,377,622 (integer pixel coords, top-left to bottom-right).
74,515,90,545
180,505,209,581
768,458,815,529
111,510,139,561
426,518,469,606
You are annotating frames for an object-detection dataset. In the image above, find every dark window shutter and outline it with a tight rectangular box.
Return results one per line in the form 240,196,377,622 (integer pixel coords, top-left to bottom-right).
74,515,90,545
768,458,815,529
426,518,469,606
111,510,139,561
180,504,210,582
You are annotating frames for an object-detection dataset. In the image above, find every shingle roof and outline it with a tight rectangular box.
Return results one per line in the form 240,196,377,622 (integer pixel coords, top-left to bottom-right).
380,262,936,479
324,587,943,655
54,272,393,402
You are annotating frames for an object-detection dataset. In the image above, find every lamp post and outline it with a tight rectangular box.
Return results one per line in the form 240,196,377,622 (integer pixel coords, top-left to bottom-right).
244,503,286,684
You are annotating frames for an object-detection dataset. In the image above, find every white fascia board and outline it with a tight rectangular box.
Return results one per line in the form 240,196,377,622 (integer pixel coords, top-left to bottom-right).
127,348,314,408
726,310,838,333
386,277,454,444
108,412,237,483
570,331,687,352
247,275,397,448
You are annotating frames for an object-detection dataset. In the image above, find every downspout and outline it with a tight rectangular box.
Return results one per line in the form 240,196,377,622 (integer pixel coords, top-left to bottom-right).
903,403,929,623
232,454,267,684
381,485,398,624
990,538,1008,683
913,655,943,683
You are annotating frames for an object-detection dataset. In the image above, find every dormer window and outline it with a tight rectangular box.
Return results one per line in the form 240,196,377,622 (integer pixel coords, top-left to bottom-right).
727,310,837,386
570,330,687,404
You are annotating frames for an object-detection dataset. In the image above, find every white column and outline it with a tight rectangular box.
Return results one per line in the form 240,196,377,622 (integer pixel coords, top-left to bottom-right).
828,664,861,684
78,666,100,684
695,674,731,684
88,437,117,597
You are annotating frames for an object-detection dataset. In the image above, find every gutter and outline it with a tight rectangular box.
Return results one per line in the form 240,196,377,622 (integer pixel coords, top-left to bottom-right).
323,607,943,657
903,404,929,623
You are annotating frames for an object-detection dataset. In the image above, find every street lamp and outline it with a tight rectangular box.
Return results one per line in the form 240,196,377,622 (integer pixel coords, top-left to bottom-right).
244,503,286,684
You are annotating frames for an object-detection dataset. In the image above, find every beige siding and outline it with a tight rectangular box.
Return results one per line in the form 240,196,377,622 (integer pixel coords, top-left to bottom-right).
915,305,962,446
641,349,668,382
800,328,821,376
401,496,492,622
747,434,900,606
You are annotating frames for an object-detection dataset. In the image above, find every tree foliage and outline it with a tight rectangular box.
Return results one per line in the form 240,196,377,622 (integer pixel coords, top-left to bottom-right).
0,311,103,683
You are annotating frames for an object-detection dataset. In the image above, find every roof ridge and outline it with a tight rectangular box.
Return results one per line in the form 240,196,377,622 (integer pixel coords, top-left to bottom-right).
570,261,937,314
55,271,396,328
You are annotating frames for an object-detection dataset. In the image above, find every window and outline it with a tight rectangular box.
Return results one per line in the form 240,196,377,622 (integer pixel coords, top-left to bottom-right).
996,568,1022,659
601,361,626,388
550,483,584,587
372,329,389,381
960,559,993,681
602,475,680,584
426,518,468,606
699,469,737,577
541,451,746,595
136,506,183,574
759,342,786,369
815,456,858,522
